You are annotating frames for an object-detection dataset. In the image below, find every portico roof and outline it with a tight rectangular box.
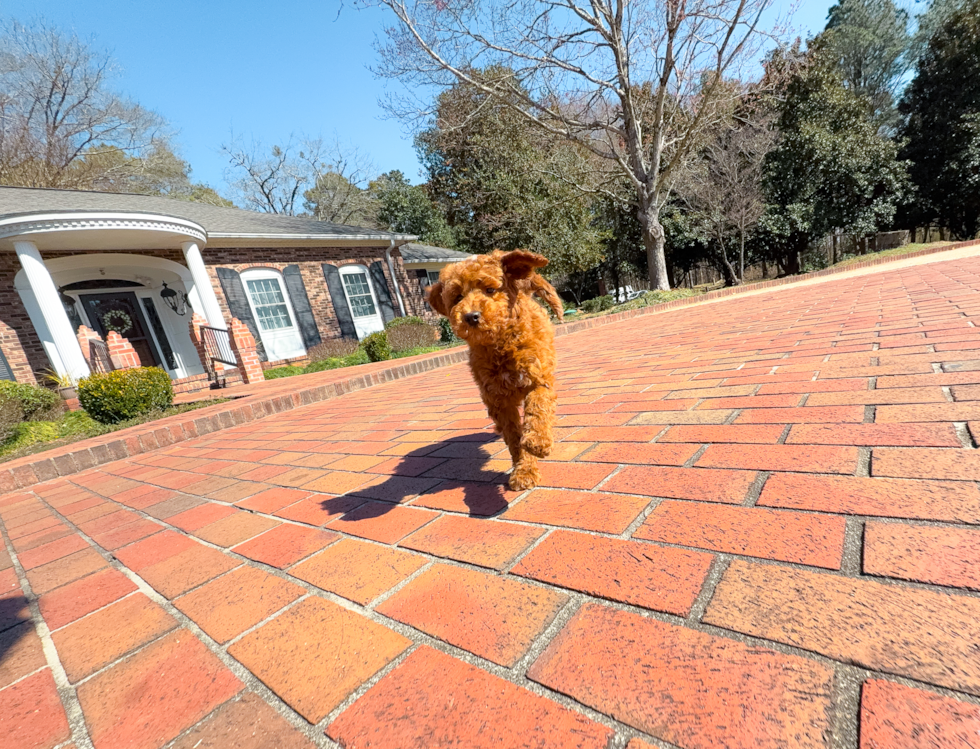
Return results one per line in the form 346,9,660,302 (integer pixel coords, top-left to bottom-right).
0,186,416,250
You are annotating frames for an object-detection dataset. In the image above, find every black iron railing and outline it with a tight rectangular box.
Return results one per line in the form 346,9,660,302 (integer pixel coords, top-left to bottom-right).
88,338,114,374
200,325,236,382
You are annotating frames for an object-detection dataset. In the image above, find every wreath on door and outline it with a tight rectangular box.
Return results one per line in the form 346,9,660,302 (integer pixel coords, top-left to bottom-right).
101,309,134,336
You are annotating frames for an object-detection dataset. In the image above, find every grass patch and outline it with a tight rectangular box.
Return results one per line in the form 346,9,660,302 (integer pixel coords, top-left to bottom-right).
263,344,452,380
392,345,446,359
830,241,954,268
263,365,307,379
0,398,228,463
565,287,702,320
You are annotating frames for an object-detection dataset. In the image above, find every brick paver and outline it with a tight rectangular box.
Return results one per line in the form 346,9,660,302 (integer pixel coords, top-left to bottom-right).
4,253,980,747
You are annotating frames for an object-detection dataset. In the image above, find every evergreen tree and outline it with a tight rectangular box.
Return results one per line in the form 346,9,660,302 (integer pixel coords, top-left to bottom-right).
371,170,456,248
417,70,605,281
899,0,980,239
762,47,909,272
821,0,911,125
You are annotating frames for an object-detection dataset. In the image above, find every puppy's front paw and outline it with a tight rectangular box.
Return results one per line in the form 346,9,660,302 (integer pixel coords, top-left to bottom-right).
520,431,553,458
508,464,540,491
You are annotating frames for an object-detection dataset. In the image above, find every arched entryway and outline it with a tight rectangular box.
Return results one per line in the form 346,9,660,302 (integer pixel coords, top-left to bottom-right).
15,254,206,379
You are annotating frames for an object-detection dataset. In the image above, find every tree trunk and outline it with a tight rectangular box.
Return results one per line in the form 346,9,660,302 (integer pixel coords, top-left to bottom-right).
718,241,739,287
638,201,671,291
738,231,745,283
787,249,801,275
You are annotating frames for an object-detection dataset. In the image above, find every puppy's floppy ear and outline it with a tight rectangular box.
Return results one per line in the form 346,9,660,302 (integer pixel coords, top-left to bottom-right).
500,250,548,280
427,281,448,317
529,275,565,322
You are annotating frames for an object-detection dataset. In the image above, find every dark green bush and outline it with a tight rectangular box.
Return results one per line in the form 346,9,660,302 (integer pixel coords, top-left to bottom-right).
263,365,305,379
362,331,392,362
385,315,427,329
580,295,615,313
438,317,459,343
0,380,61,420
0,392,22,444
77,367,174,424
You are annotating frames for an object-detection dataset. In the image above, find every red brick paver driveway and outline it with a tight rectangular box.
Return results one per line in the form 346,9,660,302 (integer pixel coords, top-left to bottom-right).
4,255,980,749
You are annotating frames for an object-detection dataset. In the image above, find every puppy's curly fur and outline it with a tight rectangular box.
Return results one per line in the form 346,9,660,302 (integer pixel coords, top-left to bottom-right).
428,250,563,491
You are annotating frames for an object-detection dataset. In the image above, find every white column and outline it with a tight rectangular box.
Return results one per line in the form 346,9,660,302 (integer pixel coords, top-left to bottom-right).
181,241,225,328
14,240,90,380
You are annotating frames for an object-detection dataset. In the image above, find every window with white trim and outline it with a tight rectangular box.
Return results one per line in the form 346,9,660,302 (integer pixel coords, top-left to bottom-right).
341,271,377,318
246,277,293,330
426,270,441,286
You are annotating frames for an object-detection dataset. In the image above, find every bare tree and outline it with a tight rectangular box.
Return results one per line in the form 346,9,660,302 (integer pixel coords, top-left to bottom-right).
679,107,776,284
222,134,377,224
364,0,783,289
0,19,163,188
304,142,378,225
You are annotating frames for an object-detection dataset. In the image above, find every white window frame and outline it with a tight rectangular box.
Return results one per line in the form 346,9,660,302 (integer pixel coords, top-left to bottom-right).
241,269,298,332
338,264,383,320
240,267,307,360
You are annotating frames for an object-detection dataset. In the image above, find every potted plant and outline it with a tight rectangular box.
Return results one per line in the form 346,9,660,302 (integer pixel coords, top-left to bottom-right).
42,369,79,402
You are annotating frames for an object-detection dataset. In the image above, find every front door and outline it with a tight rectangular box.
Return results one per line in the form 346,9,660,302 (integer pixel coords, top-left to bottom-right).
340,266,385,339
80,292,163,369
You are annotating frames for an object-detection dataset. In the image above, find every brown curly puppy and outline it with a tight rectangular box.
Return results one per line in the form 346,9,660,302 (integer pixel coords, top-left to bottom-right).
428,250,563,491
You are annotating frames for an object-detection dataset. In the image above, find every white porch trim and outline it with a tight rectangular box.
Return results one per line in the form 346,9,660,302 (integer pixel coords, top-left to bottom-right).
13,240,90,381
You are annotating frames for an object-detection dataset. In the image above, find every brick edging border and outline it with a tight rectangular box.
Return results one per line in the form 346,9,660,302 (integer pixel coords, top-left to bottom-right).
2,239,976,493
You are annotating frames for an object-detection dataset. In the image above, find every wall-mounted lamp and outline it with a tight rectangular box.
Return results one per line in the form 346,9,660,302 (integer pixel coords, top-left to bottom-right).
160,282,189,316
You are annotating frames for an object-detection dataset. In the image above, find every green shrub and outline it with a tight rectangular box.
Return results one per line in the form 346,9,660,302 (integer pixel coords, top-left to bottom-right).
362,331,392,362
263,365,305,379
385,315,427,329
0,392,23,444
307,339,359,361
0,380,61,421
343,349,370,367
580,295,615,313
77,367,174,424
387,323,439,352
438,317,459,344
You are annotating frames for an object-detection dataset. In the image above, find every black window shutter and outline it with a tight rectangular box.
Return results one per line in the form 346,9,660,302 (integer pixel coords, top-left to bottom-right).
415,269,431,310
322,264,358,339
215,267,266,361
0,347,14,381
282,265,322,349
369,261,397,324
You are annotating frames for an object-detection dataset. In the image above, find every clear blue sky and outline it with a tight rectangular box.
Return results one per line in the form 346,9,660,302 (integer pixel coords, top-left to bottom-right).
2,0,836,197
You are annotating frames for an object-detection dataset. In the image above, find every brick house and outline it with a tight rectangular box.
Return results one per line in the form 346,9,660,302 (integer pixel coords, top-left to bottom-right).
0,186,459,392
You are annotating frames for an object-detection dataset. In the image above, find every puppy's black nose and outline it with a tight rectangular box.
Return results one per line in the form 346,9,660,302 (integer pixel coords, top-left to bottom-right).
464,311,481,326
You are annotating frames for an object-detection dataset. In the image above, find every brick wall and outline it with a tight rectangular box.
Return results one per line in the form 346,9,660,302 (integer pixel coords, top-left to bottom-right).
201,246,429,346
0,253,42,383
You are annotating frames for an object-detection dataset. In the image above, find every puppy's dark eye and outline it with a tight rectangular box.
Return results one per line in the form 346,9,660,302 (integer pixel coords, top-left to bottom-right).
454,295,463,305
485,288,497,296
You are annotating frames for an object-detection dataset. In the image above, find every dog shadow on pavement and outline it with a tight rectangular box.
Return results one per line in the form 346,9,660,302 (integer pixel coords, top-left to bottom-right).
314,434,519,522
